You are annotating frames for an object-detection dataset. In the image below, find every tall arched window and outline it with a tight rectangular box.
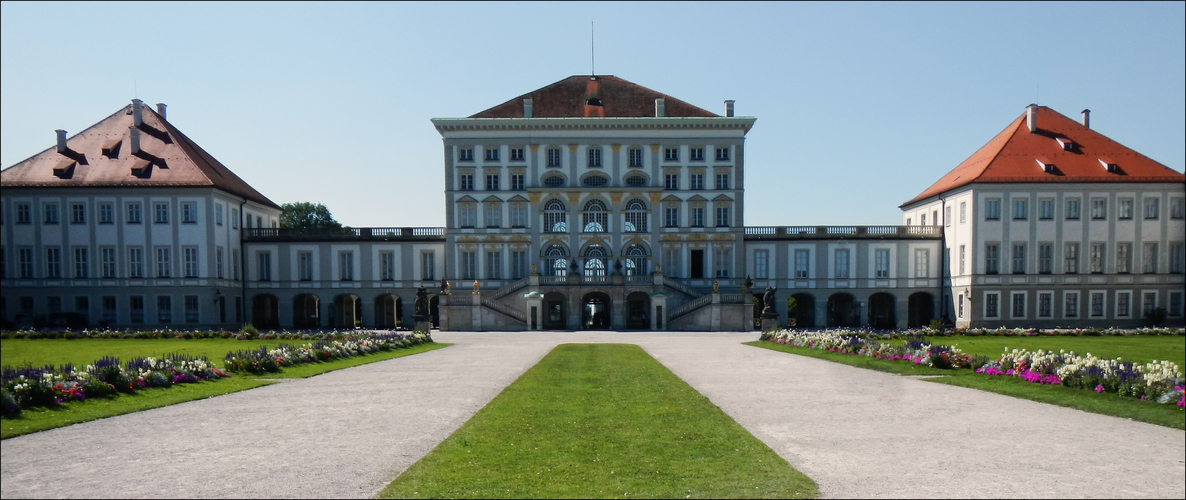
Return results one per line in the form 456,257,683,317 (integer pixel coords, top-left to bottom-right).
625,244,648,276
583,200,607,232
543,199,567,233
623,199,647,232
583,244,608,277
544,244,568,277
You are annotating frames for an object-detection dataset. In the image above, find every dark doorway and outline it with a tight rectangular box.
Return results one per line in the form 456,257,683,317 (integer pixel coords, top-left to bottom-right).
293,294,320,329
582,292,611,329
791,293,816,328
868,292,896,329
333,294,362,329
543,292,567,330
374,295,401,329
252,294,279,330
690,249,705,278
626,291,650,330
827,293,858,327
908,292,934,328
429,295,440,328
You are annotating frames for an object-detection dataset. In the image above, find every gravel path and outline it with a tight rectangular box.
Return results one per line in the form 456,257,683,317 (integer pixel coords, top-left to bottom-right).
2,331,1183,499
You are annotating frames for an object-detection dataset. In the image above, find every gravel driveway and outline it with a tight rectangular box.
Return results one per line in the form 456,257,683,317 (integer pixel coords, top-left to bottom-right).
2,331,1183,498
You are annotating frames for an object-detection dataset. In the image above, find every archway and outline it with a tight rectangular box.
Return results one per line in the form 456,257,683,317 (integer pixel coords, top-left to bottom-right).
333,294,362,329
908,292,934,328
292,294,320,330
582,291,611,330
626,291,650,330
251,294,279,330
826,293,857,327
543,292,567,330
791,293,816,328
429,294,440,328
373,294,401,329
868,292,896,330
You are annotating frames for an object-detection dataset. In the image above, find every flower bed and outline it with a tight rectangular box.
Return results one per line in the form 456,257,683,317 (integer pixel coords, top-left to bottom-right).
761,329,985,369
909,326,1184,338
1,353,229,416
222,331,433,375
0,327,423,341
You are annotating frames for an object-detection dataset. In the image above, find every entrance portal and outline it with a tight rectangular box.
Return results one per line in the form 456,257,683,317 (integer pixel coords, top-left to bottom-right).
582,292,611,329
827,293,858,327
543,292,567,330
690,249,705,278
868,292,896,329
908,292,934,328
625,291,650,330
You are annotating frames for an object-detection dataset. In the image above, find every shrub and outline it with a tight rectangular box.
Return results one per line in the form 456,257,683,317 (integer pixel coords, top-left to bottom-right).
1,390,20,416
240,324,259,336
82,378,118,398
145,371,172,388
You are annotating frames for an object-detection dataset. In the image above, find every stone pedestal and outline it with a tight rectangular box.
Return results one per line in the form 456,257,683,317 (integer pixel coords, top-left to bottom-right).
413,317,432,332
761,316,781,333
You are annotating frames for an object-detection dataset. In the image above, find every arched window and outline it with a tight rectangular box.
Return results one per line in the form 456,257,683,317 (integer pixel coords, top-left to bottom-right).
543,199,567,233
583,245,608,277
583,199,607,232
544,245,568,277
625,244,648,276
543,175,566,188
624,175,648,187
582,175,609,187
624,199,647,232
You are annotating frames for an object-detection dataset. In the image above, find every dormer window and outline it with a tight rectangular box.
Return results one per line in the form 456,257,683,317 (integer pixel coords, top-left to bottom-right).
1098,157,1118,172
101,137,122,159
1036,158,1055,173
1055,137,1074,151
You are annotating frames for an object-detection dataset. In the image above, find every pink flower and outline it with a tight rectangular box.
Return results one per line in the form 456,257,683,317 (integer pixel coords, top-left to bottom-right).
1094,384,1104,393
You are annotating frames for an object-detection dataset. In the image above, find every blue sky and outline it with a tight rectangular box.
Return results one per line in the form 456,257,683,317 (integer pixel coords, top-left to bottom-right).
2,1,1183,227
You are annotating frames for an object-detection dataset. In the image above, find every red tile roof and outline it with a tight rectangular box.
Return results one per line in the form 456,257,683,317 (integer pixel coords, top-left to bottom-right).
1,103,279,209
470,75,720,118
901,106,1185,207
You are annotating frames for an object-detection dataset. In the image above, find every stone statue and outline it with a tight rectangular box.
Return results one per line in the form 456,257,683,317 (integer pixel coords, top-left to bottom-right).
440,277,450,295
413,287,429,320
742,275,753,292
472,280,481,294
761,286,778,319
712,279,720,293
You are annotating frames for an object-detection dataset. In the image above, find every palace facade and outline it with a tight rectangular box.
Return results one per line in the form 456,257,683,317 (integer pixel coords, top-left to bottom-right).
2,77,1182,331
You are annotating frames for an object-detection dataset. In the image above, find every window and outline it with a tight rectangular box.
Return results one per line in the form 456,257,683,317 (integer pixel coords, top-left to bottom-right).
511,250,527,279
486,174,499,191
128,247,144,278
244,214,252,228
1039,243,1053,274
339,251,353,281
101,247,116,278
589,147,605,166
298,251,313,281
835,249,850,279
16,203,31,224
457,204,476,228
715,206,730,227
511,174,525,191
216,205,224,226
18,248,33,278
484,147,499,162
158,296,172,323
421,251,435,280
945,206,952,227
459,174,474,191
984,292,1000,318
932,210,938,226
1065,292,1079,318
690,206,705,227
690,147,705,161
664,206,679,228
1039,199,1054,220
458,147,474,162
543,175,565,187
1143,243,1158,274
1090,243,1105,273
129,296,144,323
216,247,225,279
230,208,238,229
510,148,525,161
179,295,198,323
664,147,679,161
1091,198,1107,220
985,199,1000,220
103,296,117,323
1116,291,1131,318
380,251,395,281
1038,292,1053,318
44,203,59,224
715,173,729,190
1171,292,1184,317
545,246,568,277
958,245,966,275
231,249,240,280
920,214,926,226
1065,198,1081,220
1011,292,1026,318
914,249,929,278
257,252,271,281
690,173,705,190
1143,292,1157,318
154,202,169,223
958,294,964,318
1143,197,1159,219
1171,243,1184,274
1064,243,1079,274
1171,198,1185,220
1012,199,1028,220
510,203,528,228
73,247,88,278
484,203,502,228
548,148,562,167
1116,242,1131,274
1090,292,1105,317
714,247,731,278
46,247,61,278
875,249,890,278
754,249,769,279
624,199,647,232
985,243,999,274
628,148,643,167
181,202,198,223
664,173,679,190
1008,243,1025,273
543,199,567,233
715,147,729,161
485,250,502,279
71,203,86,224
184,247,198,278
582,175,608,187
959,202,966,223
625,175,648,187
582,200,607,232
461,251,476,280
1118,198,1134,220
48,296,61,313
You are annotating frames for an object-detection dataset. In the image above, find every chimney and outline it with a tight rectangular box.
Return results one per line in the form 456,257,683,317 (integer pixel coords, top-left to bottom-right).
132,99,144,128
725,100,735,117
1026,104,1037,133
655,98,665,117
523,98,533,118
1081,109,1090,129
129,127,141,156
156,103,167,121
55,129,68,154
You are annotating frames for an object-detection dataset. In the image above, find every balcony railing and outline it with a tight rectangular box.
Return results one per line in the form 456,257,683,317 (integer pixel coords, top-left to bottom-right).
243,227,445,241
743,225,941,239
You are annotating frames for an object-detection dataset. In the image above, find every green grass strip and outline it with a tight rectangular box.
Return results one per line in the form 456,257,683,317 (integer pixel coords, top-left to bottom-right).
746,341,1185,430
381,344,817,499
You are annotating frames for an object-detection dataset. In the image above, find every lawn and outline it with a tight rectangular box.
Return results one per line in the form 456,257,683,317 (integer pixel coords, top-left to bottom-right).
909,335,1185,368
381,343,817,499
1,338,277,370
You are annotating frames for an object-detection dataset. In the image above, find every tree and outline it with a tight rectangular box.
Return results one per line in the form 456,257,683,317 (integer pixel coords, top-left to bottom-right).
280,202,342,229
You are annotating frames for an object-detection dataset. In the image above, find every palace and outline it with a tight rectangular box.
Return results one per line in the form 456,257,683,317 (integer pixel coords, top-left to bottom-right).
2,77,1183,330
